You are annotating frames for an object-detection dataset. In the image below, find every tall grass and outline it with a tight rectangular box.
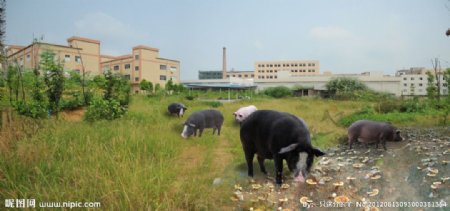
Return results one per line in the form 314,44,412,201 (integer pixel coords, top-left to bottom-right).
0,95,376,209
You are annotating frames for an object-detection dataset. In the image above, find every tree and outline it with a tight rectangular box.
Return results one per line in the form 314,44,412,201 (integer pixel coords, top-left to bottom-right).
0,0,6,80
155,83,161,92
41,51,65,118
430,58,442,100
325,77,368,98
140,79,150,91
426,71,437,101
165,78,174,92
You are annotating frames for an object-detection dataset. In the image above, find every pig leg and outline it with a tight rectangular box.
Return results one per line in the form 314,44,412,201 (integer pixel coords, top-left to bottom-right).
274,155,284,185
198,128,204,137
212,128,216,135
245,151,255,177
217,125,221,136
348,135,355,149
257,156,267,175
193,129,197,137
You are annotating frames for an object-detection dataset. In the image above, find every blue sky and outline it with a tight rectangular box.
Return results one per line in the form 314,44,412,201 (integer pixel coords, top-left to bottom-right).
6,0,450,79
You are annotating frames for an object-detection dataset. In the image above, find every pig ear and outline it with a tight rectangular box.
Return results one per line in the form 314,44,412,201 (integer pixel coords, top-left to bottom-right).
279,143,299,154
396,130,401,134
233,112,237,116
312,148,325,157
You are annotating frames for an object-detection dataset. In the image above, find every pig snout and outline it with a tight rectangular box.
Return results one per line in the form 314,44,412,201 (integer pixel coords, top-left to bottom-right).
181,125,189,139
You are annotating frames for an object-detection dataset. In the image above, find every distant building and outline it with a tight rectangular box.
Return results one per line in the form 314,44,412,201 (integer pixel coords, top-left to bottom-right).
396,67,448,96
199,70,223,79
254,60,320,80
6,36,180,93
224,69,254,79
101,45,180,93
6,36,101,75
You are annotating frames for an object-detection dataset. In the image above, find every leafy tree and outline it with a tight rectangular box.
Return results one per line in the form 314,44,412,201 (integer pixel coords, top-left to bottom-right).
41,51,65,118
166,78,174,92
155,83,161,92
140,79,150,91
326,77,368,99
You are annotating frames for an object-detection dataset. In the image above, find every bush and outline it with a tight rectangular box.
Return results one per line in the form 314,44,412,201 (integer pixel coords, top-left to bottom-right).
15,101,48,119
204,101,222,108
185,95,195,100
84,98,127,122
263,86,292,98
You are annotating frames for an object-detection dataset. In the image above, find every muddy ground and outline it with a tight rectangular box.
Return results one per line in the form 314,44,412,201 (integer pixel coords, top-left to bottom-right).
231,127,449,211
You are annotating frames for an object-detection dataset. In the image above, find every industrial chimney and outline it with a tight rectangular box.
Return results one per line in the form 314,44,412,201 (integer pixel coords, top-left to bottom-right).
222,47,227,79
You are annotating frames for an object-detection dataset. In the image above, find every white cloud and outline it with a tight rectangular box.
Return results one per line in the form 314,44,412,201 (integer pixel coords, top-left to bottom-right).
73,12,148,55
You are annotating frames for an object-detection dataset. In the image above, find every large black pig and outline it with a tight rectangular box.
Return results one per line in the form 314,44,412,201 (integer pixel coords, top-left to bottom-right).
240,110,325,185
348,120,403,150
181,109,224,138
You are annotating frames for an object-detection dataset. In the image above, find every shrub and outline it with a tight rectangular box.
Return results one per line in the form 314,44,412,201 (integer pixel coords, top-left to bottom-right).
84,98,127,122
263,86,292,98
204,101,222,108
15,101,48,119
185,95,195,100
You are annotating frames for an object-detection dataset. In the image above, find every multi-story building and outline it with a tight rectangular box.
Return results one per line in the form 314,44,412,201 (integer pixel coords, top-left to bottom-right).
224,69,254,79
254,60,320,80
101,45,180,92
6,36,101,75
396,67,448,96
6,36,180,92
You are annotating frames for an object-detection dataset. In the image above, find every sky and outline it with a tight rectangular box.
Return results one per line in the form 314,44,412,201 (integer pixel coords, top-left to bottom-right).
5,0,450,80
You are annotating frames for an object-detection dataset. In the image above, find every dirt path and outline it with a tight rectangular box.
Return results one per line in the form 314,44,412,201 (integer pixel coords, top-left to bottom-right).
231,127,450,210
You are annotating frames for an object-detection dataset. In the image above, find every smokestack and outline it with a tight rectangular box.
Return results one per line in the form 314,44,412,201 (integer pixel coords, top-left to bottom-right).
222,47,227,79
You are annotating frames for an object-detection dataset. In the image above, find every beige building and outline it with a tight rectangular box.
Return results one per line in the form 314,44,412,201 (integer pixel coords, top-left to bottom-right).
101,45,180,93
224,69,254,79
6,36,180,92
6,36,101,74
254,60,320,79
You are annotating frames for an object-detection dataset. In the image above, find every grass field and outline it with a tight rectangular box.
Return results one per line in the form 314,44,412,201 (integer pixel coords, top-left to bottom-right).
0,95,442,210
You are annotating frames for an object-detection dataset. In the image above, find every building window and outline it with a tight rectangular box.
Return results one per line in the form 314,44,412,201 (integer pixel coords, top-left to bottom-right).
160,75,167,80
75,56,81,63
244,74,248,77
238,74,242,77
124,74,131,80
160,65,167,70
26,54,31,61
411,77,414,80
403,83,407,87
135,77,139,82
64,55,70,62
419,77,423,80
170,66,177,71
125,64,131,69
135,66,139,71
251,74,254,77
74,69,80,74
419,83,423,87
135,55,139,60
113,65,119,71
